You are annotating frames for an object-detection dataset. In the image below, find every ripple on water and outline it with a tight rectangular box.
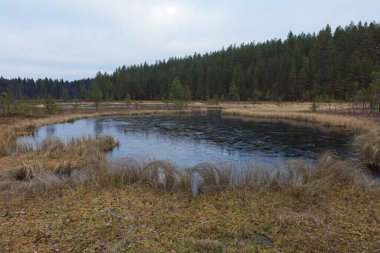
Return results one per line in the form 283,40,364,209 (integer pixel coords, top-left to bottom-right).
17,114,355,167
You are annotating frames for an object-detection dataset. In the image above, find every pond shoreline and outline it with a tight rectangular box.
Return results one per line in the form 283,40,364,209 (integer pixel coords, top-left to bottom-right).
18,113,357,166
1,103,379,252
1,104,379,170
1,104,379,171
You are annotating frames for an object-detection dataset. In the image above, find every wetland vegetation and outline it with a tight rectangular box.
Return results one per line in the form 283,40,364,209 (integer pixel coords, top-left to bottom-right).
0,20,380,252
0,102,379,252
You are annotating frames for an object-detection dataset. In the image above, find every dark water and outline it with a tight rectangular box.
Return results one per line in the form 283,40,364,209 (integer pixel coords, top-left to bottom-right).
18,114,355,166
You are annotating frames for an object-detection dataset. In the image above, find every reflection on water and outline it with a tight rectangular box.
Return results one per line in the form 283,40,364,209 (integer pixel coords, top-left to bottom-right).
18,114,355,166
46,125,56,138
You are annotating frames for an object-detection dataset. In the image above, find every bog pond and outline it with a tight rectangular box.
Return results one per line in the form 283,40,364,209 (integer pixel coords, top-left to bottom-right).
18,114,356,167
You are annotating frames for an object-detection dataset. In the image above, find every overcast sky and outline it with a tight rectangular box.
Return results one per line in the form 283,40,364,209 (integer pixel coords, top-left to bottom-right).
0,0,379,80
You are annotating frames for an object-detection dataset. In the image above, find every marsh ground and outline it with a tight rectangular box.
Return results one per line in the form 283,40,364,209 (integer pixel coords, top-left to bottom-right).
0,102,379,252
1,184,379,252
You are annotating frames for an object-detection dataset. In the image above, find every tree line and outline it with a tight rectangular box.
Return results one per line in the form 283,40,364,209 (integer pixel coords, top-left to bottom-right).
1,21,380,103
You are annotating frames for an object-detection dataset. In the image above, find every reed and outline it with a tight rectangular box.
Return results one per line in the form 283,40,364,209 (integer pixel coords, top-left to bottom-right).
37,136,118,159
0,104,378,252
4,152,369,199
190,163,232,193
0,162,63,199
0,123,36,156
37,138,65,158
0,103,377,200
0,107,202,157
150,155,365,196
356,128,380,170
221,105,378,132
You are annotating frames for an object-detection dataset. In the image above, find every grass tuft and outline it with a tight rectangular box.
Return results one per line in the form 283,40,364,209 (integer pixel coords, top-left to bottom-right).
0,133,375,202
70,153,372,200
356,128,380,170
2,153,372,200
0,162,63,199
190,238,223,252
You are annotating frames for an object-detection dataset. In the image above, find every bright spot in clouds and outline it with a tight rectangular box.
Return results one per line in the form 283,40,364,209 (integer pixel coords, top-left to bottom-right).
150,4,180,26
164,5,178,15
0,0,379,80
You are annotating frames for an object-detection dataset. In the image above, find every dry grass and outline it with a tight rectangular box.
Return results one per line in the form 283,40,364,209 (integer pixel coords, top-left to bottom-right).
0,104,376,198
190,238,223,252
0,101,376,157
1,145,376,252
1,178,378,252
0,162,63,200
0,135,119,202
356,128,380,170
220,102,378,132
37,136,118,159
0,133,378,252
0,107,205,158
0,102,376,159
280,154,370,200
0,104,379,252
1,138,373,202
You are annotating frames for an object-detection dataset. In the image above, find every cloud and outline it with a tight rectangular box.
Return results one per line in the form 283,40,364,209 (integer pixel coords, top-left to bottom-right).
0,0,379,80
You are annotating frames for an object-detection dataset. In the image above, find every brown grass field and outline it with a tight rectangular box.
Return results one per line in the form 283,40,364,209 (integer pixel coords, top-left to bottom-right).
219,102,379,131
0,102,379,252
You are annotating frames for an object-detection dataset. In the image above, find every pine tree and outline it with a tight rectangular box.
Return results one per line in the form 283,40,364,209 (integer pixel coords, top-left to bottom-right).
92,86,103,110
228,82,240,101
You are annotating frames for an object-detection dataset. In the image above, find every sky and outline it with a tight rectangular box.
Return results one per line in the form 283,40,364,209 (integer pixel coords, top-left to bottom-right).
0,0,379,81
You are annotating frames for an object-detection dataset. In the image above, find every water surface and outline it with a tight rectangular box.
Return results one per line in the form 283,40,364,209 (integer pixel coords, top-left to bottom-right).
19,114,355,167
